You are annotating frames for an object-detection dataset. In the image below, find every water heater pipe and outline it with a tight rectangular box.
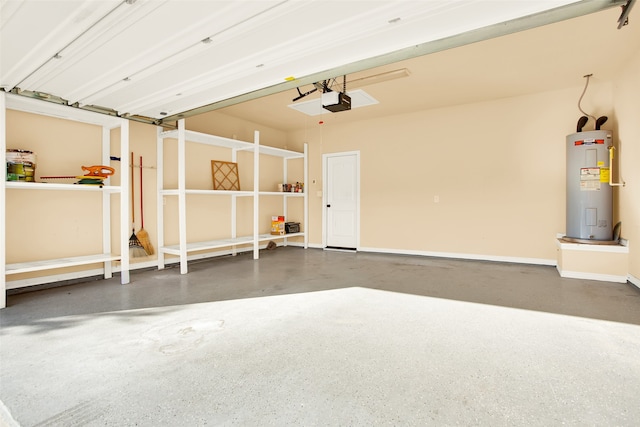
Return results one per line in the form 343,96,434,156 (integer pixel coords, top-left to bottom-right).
608,146,626,187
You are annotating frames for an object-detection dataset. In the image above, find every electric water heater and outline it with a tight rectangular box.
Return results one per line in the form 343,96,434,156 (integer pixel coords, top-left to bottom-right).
565,130,613,241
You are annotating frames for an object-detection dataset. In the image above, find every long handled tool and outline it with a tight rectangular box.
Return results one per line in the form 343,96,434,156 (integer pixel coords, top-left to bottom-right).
137,155,154,255
129,152,147,258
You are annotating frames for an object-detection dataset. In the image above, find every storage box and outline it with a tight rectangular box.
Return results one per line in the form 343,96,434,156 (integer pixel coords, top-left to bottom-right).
271,216,285,235
285,222,300,234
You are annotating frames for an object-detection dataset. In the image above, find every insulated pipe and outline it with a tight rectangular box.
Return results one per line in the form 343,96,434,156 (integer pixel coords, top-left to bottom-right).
608,146,626,187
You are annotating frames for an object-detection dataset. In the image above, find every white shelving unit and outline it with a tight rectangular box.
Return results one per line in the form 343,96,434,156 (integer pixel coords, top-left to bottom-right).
157,118,307,274
1,93,130,308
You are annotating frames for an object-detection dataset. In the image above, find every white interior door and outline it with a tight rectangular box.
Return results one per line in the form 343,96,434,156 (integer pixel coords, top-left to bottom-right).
324,152,359,249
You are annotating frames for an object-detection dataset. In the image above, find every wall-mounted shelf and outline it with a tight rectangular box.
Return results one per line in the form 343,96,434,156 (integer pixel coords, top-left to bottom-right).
161,236,256,256
1,93,131,308
6,181,122,192
6,254,121,276
259,191,305,197
160,189,254,197
157,119,308,274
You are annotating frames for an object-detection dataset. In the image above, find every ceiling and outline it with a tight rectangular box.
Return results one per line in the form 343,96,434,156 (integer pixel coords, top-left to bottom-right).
221,3,640,131
1,0,634,128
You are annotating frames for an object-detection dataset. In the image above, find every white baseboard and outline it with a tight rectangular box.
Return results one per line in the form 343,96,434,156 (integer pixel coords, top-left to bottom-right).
358,246,556,266
359,245,632,283
556,267,628,283
7,243,634,289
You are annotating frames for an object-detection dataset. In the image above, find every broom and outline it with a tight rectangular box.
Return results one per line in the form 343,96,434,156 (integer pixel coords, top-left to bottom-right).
129,152,147,258
137,155,154,255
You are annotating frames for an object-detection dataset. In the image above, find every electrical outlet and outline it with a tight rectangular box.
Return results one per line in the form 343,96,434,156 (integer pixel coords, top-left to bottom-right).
434,195,439,203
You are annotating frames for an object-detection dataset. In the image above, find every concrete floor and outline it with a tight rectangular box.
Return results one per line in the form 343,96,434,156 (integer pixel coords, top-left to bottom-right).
1,247,640,426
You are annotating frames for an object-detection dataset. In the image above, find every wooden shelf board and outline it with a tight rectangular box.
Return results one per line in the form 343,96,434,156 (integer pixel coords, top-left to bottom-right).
259,191,305,196
160,189,254,196
258,232,304,241
6,254,120,275
160,236,255,255
6,182,120,192
160,233,305,255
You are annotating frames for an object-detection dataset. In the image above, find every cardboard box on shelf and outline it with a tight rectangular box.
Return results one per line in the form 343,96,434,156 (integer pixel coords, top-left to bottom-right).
271,216,285,235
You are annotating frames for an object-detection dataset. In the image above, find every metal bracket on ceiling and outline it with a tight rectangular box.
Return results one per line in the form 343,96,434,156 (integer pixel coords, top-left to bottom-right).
292,78,341,102
4,87,68,105
618,0,636,29
2,87,165,127
320,77,343,93
292,86,318,102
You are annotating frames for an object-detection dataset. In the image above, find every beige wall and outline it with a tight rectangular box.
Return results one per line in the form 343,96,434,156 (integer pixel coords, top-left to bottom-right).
612,47,640,281
6,110,105,265
291,83,615,263
5,50,638,284
5,112,157,282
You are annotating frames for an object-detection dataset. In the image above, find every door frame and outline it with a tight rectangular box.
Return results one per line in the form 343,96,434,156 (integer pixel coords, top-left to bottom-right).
322,150,361,250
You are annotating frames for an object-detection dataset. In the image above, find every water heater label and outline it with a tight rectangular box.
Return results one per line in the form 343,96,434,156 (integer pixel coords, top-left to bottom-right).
580,167,601,191
600,167,610,183
574,139,605,146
